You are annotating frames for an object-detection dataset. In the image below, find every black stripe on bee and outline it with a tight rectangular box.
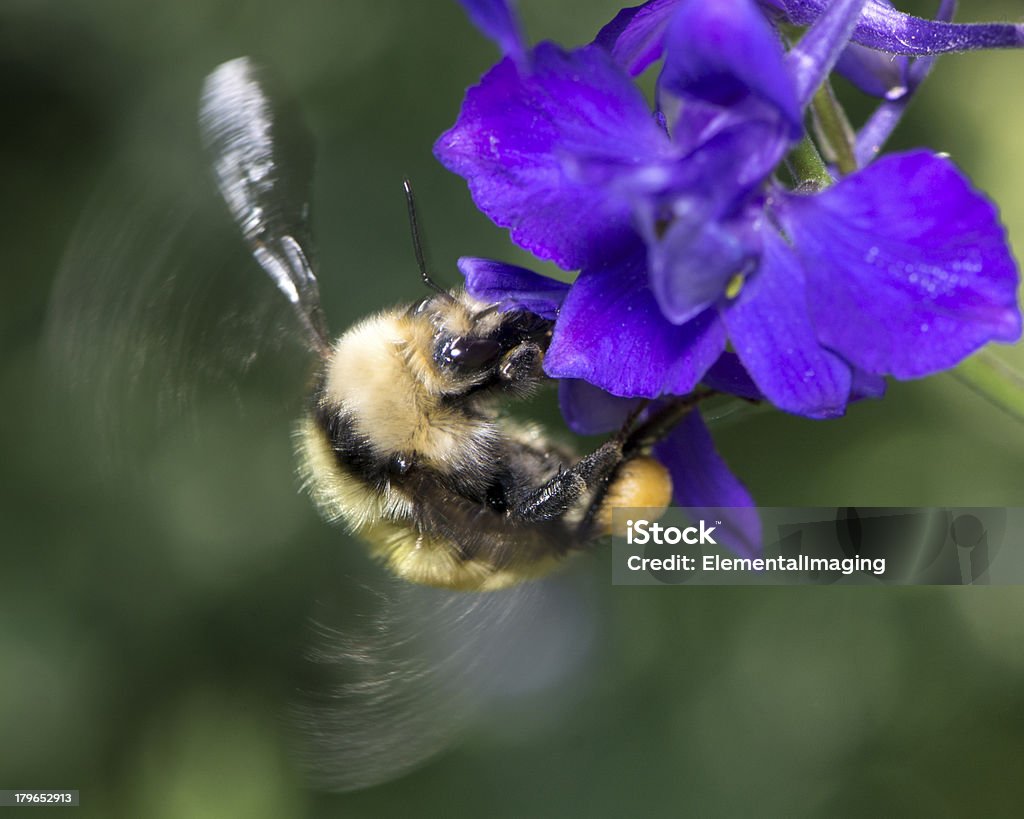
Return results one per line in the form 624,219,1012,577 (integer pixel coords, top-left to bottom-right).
312,403,393,491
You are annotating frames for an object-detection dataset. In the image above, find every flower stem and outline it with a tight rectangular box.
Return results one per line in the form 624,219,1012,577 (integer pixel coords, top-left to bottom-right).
624,389,716,455
811,81,859,175
787,133,833,190
952,349,1024,425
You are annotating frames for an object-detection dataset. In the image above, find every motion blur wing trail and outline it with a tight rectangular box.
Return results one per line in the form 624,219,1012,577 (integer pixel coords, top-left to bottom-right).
291,572,597,792
46,170,309,471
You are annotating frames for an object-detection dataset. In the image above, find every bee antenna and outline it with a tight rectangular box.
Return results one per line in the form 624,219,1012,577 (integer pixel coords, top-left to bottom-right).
402,177,452,300
472,304,500,321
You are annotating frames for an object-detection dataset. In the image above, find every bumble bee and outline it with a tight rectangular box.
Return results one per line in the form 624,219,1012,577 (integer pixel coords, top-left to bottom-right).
199,57,672,592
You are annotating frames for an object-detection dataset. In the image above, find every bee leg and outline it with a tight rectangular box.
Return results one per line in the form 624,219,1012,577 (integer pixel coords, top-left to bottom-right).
498,343,543,384
511,441,622,522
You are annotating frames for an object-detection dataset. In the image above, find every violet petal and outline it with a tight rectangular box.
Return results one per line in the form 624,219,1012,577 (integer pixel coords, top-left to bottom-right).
702,353,762,400
653,409,762,558
457,257,569,319
544,252,726,398
558,379,644,435
782,151,1022,378
457,0,526,61
850,369,887,400
721,229,853,418
835,42,908,99
594,0,680,76
645,201,754,325
660,0,802,136
435,44,672,271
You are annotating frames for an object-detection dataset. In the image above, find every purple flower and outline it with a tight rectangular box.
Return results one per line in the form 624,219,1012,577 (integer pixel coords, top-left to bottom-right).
437,0,1021,419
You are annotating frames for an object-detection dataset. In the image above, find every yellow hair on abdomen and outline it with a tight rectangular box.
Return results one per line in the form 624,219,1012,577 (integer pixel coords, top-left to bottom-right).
296,417,563,591
295,417,412,530
371,523,563,591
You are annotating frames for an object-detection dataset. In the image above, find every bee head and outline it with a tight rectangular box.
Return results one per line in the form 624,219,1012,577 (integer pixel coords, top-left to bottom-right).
411,292,554,394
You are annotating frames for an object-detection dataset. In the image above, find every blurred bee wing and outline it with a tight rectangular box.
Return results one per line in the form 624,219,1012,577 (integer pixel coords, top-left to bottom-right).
291,572,597,792
199,57,331,357
47,168,310,474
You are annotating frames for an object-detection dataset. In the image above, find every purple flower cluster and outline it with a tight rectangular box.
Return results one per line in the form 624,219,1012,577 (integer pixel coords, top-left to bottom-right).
434,0,1024,555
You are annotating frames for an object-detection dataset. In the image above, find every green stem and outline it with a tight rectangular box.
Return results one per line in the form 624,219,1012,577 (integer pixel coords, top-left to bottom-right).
811,81,858,175
951,349,1024,425
787,133,833,190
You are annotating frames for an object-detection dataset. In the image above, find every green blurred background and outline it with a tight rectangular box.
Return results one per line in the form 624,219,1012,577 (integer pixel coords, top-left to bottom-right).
3,0,1024,816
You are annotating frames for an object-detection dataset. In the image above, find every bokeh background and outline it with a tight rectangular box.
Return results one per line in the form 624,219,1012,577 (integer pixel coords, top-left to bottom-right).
4,0,1024,816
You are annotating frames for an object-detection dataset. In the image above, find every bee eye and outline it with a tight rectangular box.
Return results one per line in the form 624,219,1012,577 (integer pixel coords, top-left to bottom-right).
436,335,503,372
